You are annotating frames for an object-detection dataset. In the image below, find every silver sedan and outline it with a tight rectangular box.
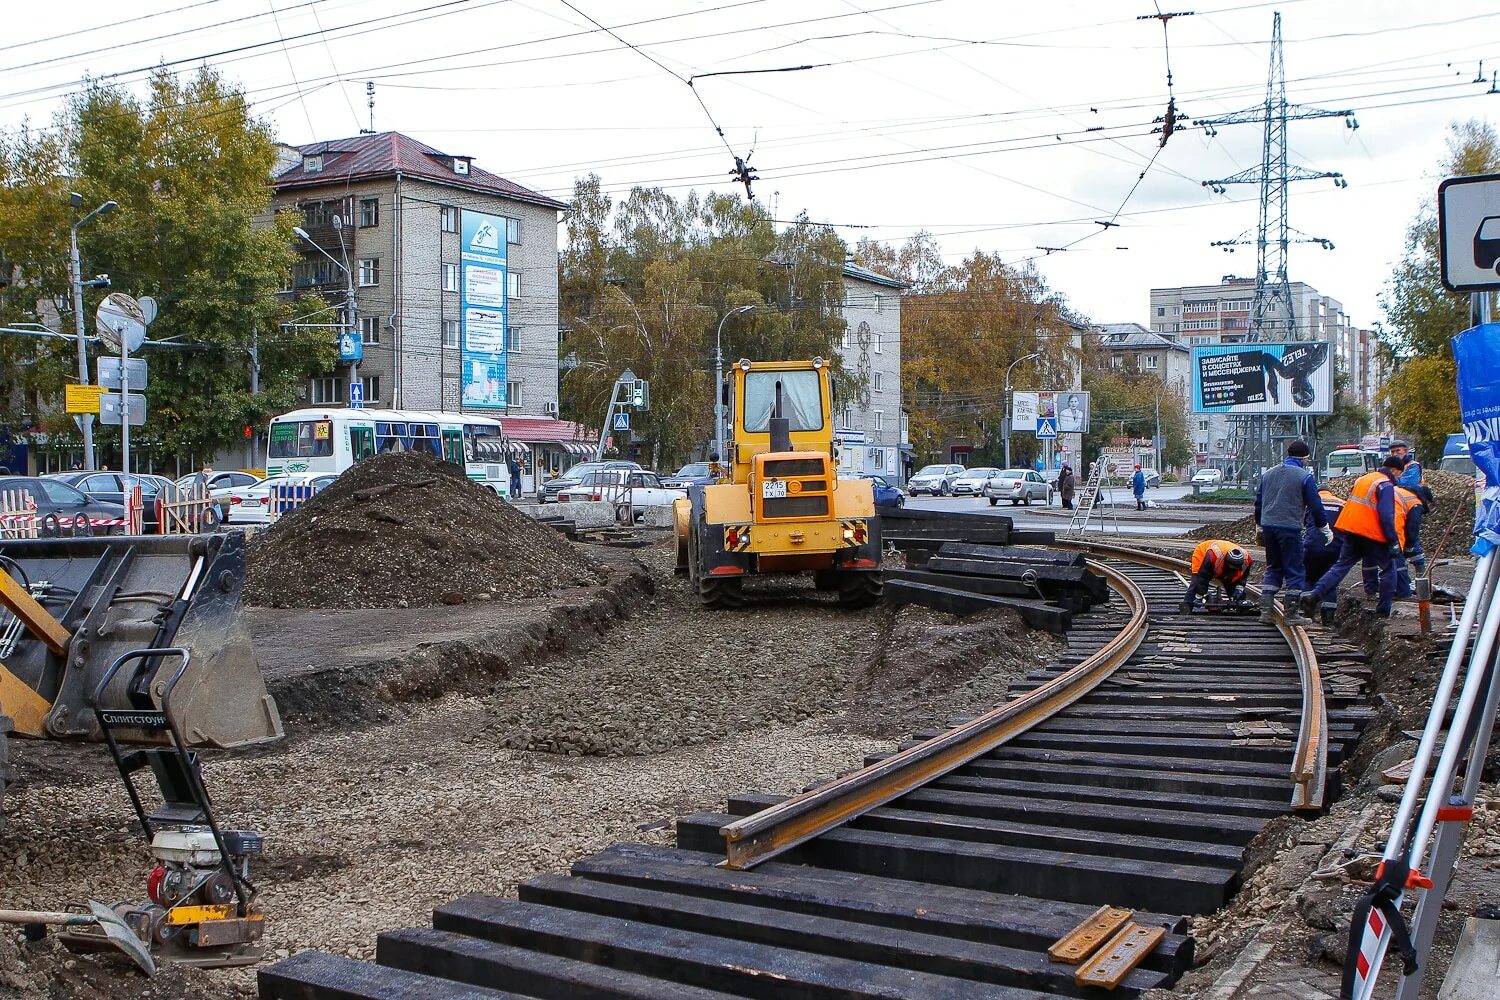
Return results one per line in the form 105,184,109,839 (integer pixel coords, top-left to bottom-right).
982,469,1054,506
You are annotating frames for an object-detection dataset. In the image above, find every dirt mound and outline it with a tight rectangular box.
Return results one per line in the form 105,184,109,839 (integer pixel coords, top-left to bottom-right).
1189,469,1480,560
246,453,603,609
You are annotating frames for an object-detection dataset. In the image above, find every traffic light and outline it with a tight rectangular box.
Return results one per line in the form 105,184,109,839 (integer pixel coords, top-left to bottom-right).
631,379,649,409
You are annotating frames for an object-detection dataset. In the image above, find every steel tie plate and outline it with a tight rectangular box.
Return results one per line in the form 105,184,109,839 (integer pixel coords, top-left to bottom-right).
1075,921,1166,988
1047,905,1134,964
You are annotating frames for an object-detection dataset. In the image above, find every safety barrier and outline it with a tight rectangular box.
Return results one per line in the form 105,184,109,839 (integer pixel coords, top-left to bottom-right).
157,483,219,535
0,490,38,540
266,484,316,523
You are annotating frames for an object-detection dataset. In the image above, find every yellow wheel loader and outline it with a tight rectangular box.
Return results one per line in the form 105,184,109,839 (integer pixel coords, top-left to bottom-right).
0,531,282,970
674,358,884,609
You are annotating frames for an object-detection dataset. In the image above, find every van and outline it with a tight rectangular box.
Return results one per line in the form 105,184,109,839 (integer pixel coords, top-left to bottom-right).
1323,447,1375,482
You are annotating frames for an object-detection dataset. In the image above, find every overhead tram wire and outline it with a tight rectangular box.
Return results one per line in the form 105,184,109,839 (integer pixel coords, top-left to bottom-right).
0,0,229,53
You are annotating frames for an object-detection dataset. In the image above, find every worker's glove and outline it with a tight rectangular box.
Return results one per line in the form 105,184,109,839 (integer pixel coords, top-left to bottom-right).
1403,548,1416,559
1255,529,1265,546
1320,525,1334,545
1388,544,1404,559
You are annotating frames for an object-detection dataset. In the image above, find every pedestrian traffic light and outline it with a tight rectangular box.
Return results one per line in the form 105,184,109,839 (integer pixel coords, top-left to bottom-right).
631,379,649,409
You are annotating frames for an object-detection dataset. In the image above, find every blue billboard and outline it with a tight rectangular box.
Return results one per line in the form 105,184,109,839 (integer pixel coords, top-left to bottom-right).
460,211,508,409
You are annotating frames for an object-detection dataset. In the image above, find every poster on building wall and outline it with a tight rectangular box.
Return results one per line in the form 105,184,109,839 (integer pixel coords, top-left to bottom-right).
1013,391,1089,432
1190,342,1332,415
460,211,508,408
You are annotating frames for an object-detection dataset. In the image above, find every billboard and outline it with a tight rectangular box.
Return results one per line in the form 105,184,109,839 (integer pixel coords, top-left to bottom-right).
1012,391,1089,433
460,211,508,409
1190,342,1333,415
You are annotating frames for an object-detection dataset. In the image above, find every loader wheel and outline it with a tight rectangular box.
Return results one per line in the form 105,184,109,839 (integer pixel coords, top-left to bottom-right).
698,575,745,609
813,569,839,591
0,716,11,834
837,572,884,609
674,530,689,576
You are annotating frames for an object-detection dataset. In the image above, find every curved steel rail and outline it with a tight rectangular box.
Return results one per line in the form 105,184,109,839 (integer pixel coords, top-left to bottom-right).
719,559,1149,870
1053,538,1328,811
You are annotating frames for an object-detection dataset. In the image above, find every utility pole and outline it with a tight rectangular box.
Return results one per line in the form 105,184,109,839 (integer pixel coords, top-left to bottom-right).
68,194,117,470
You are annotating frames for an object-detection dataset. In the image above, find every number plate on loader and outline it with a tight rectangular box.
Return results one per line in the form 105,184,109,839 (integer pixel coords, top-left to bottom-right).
761,479,788,499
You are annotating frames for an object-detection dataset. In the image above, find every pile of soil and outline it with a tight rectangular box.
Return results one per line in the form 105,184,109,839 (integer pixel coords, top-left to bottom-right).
246,453,603,609
1189,469,1479,559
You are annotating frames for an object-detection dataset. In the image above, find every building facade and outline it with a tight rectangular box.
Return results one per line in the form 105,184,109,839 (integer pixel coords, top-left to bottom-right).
834,264,907,481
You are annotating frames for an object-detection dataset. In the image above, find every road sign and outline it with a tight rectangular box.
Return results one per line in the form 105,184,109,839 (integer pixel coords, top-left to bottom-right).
95,293,148,353
1439,172,1500,291
611,411,631,431
339,331,363,362
98,357,148,390
98,392,145,426
349,380,365,409
65,384,106,414
1035,417,1057,439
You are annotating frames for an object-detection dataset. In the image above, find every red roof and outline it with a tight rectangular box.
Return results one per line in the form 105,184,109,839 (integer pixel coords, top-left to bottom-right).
273,132,567,210
500,416,590,444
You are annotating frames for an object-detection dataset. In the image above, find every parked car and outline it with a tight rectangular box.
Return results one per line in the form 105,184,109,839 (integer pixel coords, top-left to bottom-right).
660,462,718,490
540,460,641,503
0,476,127,532
982,469,1053,506
1191,468,1224,486
556,470,686,514
46,472,178,532
1139,468,1163,489
173,470,259,493
907,463,966,496
949,467,1000,497
216,473,327,524
853,473,905,510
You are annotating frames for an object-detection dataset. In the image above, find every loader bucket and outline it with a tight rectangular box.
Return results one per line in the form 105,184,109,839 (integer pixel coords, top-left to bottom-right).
0,533,281,749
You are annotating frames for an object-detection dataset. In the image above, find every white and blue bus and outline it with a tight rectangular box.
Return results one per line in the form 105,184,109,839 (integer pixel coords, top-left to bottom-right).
265,408,512,495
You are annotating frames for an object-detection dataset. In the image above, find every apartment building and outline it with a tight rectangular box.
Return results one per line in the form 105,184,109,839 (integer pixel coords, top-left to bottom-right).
269,133,596,465
834,263,908,480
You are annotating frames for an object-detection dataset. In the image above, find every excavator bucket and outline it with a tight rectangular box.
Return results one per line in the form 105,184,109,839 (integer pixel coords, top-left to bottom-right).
0,532,281,749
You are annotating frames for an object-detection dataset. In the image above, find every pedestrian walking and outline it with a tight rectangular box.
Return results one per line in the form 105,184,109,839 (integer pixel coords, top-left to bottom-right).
507,455,523,497
1390,440,1424,489
1302,455,1406,619
1179,540,1252,614
1254,439,1327,622
1131,465,1147,511
1057,464,1076,510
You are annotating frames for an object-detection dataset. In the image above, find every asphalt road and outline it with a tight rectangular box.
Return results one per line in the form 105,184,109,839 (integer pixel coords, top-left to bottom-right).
902,482,1224,537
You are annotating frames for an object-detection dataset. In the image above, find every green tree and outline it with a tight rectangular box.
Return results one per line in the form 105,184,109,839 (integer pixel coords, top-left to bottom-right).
1379,119,1500,460
1081,367,1191,470
559,177,849,469
0,68,332,466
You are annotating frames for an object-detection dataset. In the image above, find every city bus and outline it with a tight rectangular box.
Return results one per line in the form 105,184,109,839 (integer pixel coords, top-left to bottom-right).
265,408,511,495
1322,445,1377,483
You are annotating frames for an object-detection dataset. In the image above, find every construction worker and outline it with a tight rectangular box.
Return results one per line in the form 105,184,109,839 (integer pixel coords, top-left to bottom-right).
1390,440,1424,489
1389,484,1428,599
1180,540,1253,614
1132,465,1147,511
1254,439,1328,622
1304,489,1347,623
1302,455,1405,619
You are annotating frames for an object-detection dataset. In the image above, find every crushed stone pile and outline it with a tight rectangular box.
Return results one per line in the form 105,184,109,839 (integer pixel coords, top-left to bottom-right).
1189,469,1480,560
246,452,603,609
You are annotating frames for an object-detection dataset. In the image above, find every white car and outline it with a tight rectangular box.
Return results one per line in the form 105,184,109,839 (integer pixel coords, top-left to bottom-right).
949,467,1000,497
1190,468,1224,486
908,464,966,496
215,473,332,524
556,470,686,512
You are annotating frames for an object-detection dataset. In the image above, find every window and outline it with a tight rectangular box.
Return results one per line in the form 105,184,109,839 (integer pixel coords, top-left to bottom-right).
1198,420,1209,431
505,381,523,406
358,198,378,228
454,158,470,175
1156,306,1165,317
874,295,884,313
360,316,380,345
1143,355,1159,369
440,206,458,233
442,263,459,292
841,405,854,429
505,325,520,352
507,271,521,298
505,217,521,244
310,378,343,404
360,375,381,404
293,259,336,288
1110,355,1122,368
840,328,851,349
873,410,884,431
872,371,883,392
443,320,459,349
872,331,882,354
1189,335,1212,345
270,420,334,458
357,258,379,287
302,154,323,173
81,474,117,493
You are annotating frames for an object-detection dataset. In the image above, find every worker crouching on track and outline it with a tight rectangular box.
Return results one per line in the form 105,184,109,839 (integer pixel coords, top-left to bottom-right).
1180,540,1252,614
1254,439,1327,624
1304,489,1346,624
1301,456,1405,619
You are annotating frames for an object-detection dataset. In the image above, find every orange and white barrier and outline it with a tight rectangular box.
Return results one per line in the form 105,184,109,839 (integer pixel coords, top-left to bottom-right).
0,490,38,539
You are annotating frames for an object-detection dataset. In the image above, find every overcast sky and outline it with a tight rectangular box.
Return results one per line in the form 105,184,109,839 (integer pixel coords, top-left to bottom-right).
4,0,1499,329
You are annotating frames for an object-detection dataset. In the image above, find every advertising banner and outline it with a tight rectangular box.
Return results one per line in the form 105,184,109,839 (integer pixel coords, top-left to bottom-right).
1013,390,1089,432
1452,322,1500,553
460,211,508,409
1190,342,1332,415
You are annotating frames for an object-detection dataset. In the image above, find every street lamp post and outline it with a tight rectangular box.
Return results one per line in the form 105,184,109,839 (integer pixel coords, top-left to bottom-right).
69,194,117,470
293,224,358,404
714,304,755,465
1003,351,1041,470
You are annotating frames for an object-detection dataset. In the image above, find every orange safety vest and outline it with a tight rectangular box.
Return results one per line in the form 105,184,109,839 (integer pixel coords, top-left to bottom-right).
1336,471,1397,543
1190,539,1251,583
1393,486,1423,545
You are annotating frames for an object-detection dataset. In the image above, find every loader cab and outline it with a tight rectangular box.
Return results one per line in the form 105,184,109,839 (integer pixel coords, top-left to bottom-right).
727,359,834,477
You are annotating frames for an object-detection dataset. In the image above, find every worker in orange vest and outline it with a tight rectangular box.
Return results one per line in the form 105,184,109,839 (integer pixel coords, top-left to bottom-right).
1302,455,1405,618
1179,540,1252,614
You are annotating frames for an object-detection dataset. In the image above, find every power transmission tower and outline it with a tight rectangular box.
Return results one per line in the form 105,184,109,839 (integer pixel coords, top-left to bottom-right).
1195,12,1355,478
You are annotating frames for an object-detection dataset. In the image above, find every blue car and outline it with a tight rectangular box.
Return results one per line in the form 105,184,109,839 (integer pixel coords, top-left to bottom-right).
660,462,718,490
857,473,905,510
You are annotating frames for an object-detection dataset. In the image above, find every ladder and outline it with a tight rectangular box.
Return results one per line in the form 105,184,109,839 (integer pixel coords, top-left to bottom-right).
1065,459,1105,535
